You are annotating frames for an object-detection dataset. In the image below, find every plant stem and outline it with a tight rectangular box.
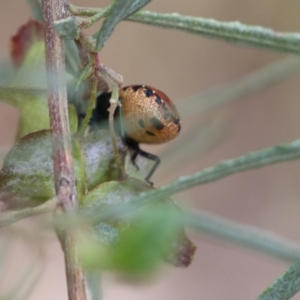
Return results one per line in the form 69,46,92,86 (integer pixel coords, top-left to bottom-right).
75,4,112,28
92,140,300,222
43,0,76,211
131,140,300,206
185,210,300,262
99,63,125,176
42,0,87,299
179,56,300,116
80,52,99,132
60,228,87,300
0,198,57,227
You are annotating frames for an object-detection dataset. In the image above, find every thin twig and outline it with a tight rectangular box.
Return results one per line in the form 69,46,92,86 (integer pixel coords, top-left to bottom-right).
99,63,125,177
0,198,57,228
90,140,300,222
70,3,107,17
164,56,300,164
75,5,112,29
80,52,100,132
127,140,300,208
178,56,300,116
185,210,300,262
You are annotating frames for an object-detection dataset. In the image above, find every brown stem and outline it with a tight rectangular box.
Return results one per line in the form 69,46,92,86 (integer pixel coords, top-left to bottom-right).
42,0,87,299
59,227,87,300
43,0,76,211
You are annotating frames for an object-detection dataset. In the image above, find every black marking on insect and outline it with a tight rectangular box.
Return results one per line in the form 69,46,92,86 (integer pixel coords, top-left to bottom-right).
146,130,155,136
155,96,162,105
144,88,154,98
132,85,143,92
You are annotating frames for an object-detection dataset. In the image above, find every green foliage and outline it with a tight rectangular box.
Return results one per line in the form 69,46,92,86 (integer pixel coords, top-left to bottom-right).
0,42,49,139
79,179,183,274
0,40,78,139
0,130,126,209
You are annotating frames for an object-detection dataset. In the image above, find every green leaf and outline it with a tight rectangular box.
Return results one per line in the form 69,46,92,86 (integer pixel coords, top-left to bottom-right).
95,0,136,50
79,179,194,275
79,131,126,191
0,39,77,140
0,130,127,209
0,130,85,208
68,104,79,134
0,41,48,139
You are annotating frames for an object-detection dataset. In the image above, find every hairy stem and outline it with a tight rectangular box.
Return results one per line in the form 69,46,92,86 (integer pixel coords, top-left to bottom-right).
43,0,76,211
42,0,87,299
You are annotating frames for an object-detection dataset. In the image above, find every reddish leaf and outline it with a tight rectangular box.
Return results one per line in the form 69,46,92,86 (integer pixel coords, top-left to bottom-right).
10,19,44,67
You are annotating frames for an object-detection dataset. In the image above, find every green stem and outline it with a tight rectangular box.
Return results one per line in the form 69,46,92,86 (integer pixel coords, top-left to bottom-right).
185,211,300,262
134,140,300,207
80,53,99,133
178,56,300,116
0,198,57,227
91,140,300,222
76,5,112,29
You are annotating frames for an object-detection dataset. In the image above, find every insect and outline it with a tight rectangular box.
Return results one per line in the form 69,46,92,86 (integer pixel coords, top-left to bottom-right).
90,85,181,185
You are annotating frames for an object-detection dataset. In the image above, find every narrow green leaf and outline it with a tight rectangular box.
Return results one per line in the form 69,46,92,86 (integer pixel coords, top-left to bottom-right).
95,0,136,50
129,11,300,55
257,262,300,300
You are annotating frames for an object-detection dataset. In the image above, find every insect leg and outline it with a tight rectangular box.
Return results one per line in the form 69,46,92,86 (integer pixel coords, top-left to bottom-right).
135,147,161,186
124,138,161,185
